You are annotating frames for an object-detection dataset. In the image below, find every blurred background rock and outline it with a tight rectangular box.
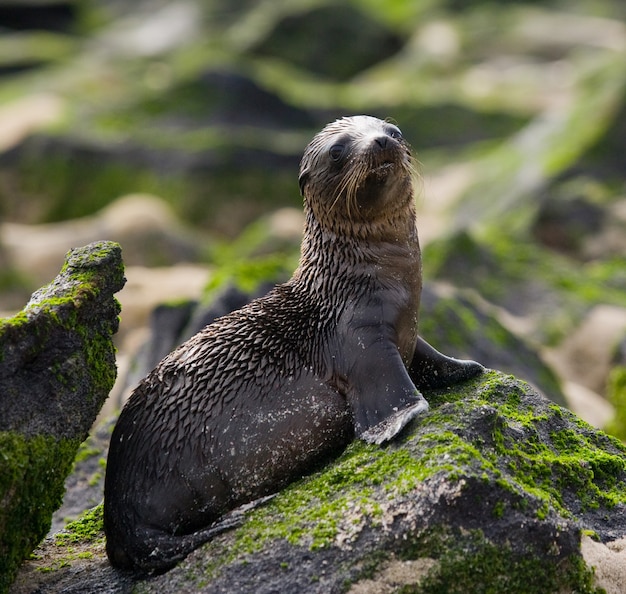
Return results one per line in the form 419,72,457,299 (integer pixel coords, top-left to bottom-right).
1,0,625,435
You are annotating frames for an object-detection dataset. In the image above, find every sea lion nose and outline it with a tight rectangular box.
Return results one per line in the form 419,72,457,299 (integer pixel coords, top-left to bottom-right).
374,135,389,149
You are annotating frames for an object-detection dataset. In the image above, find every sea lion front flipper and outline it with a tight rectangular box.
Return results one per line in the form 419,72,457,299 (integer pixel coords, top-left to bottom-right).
346,342,429,445
360,398,428,445
409,336,484,391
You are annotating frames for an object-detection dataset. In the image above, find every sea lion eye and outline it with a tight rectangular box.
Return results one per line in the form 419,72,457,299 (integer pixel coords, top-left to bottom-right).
386,125,403,140
329,144,345,162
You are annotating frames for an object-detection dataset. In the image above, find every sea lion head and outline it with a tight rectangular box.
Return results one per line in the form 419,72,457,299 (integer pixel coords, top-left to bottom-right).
298,115,416,231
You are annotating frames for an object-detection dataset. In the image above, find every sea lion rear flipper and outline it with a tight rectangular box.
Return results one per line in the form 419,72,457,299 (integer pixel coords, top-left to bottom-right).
409,336,484,390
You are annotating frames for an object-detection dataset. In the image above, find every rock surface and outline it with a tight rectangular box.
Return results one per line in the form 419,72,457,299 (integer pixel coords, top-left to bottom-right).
0,241,125,593
10,371,626,593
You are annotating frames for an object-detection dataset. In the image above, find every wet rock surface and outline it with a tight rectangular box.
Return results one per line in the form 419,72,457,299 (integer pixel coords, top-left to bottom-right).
0,242,125,437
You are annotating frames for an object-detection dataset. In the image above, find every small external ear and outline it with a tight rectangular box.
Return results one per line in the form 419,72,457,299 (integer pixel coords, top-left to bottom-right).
298,170,310,196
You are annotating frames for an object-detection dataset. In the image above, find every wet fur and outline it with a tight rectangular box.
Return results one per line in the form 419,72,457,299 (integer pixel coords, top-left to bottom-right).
104,116,483,573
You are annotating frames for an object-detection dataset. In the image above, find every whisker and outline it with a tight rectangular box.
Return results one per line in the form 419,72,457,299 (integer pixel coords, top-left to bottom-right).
345,162,365,221
331,161,360,215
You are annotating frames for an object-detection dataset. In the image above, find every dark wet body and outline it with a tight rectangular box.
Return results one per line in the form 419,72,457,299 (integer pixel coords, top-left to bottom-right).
104,116,483,573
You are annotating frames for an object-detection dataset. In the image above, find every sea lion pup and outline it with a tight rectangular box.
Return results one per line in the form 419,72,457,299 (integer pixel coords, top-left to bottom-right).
104,115,483,573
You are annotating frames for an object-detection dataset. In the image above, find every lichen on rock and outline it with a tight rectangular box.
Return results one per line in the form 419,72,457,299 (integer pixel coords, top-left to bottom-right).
0,241,125,594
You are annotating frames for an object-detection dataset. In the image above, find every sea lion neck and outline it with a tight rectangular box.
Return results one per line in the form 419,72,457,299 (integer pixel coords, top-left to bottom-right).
292,205,421,297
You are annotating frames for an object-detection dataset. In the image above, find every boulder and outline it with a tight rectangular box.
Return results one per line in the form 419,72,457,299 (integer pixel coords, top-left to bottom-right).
248,4,404,80
0,241,125,593
11,371,626,593
1,194,202,287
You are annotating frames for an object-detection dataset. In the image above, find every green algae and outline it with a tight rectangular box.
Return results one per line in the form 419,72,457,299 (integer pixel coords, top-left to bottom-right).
605,366,626,442
54,504,105,547
15,371,623,594
461,374,626,515
193,371,625,591
423,228,626,347
32,506,106,574
394,527,601,594
230,440,431,554
448,49,626,236
200,214,300,302
14,152,188,223
427,228,625,313
195,439,442,580
203,254,296,300
0,31,77,70
418,252,567,407
0,433,80,592
0,242,124,593
74,440,101,465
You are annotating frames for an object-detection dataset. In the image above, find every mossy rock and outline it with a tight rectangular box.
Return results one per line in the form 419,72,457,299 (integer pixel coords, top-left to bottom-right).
605,366,626,442
0,241,125,594
419,283,566,406
162,371,621,594
248,4,404,80
12,371,626,593
424,229,626,346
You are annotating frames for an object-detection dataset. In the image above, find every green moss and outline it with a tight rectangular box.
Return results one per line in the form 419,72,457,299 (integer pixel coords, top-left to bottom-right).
74,443,101,465
14,153,188,223
28,506,106,574
193,371,625,591
198,439,444,578
604,366,626,442
80,324,119,403
424,229,626,346
54,505,104,546
24,506,107,576
425,372,626,516
418,295,478,351
0,433,80,593
231,441,430,552
203,254,296,301
10,126,300,229
87,472,102,487
10,372,619,592
201,215,300,301
0,31,77,70
396,528,601,594
0,242,123,592
17,245,121,404
492,501,505,519
466,375,626,515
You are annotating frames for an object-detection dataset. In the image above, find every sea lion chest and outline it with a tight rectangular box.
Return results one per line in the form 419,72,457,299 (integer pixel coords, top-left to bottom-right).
317,236,422,378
